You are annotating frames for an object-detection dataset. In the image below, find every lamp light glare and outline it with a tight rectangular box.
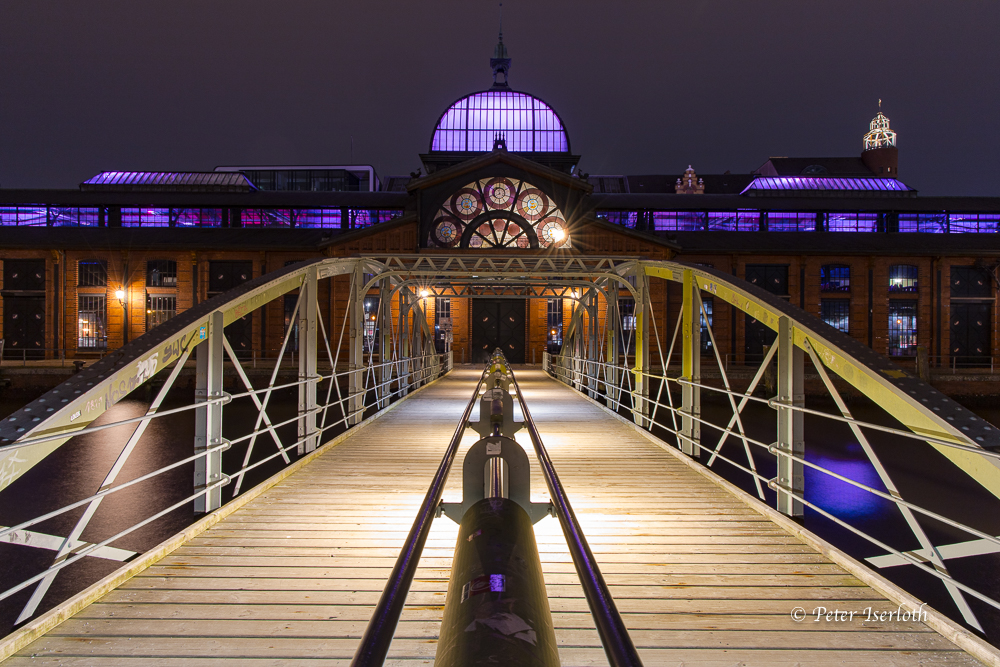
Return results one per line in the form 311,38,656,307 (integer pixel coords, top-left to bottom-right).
420,289,430,298
114,289,126,301
551,228,565,241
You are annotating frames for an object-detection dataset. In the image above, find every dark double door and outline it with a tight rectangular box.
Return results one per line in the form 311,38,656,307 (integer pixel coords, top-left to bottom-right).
208,261,253,354
951,302,991,367
3,296,45,359
744,264,789,363
471,299,525,364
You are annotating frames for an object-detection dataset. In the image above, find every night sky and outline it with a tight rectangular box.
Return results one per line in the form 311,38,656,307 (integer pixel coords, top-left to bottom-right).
1,1,997,195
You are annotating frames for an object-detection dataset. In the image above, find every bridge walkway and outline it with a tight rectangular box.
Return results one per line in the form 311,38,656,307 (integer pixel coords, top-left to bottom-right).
2,368,985,666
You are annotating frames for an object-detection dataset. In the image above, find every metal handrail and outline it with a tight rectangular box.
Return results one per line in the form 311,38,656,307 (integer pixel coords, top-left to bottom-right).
507,354,644,667
545,353,1000,620
351,360,488,667
0,353,453,608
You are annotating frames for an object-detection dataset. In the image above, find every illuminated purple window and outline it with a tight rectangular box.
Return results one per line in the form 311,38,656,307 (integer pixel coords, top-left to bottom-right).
431,91,569,152
898,213,946,233
948,213,1000,233
768,212,817,231
827,212,878,232
652,211,705,231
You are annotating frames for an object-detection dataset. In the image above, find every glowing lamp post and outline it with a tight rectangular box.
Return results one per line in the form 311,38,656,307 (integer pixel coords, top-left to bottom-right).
115,288,129,345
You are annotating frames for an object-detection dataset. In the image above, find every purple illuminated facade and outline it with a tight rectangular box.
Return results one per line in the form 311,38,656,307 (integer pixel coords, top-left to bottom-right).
740,176,914,195
431,91,569,153
81,171,254,192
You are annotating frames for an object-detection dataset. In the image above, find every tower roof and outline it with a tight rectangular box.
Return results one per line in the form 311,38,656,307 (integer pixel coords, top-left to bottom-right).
864,103,897,150
490,4,511,88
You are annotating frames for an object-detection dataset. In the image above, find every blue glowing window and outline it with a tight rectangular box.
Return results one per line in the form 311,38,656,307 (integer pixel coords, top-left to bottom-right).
889,265,918,292
820,265,851,292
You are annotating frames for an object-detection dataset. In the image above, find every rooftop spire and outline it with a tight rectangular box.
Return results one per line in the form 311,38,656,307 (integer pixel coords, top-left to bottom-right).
863,101,897,150
490,3,511,88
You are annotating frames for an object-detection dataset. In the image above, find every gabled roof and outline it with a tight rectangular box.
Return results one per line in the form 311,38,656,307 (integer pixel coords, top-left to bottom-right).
81,171,255,193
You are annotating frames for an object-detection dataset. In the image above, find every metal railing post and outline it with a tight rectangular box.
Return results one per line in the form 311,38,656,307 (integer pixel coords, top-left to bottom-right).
349,264,365,425
631,270,650,427
194,311,224,513
776,315,804,516
378,278,392,408
399,288,411,396
606,281,619,398
680,269,701,457
298,267,319,454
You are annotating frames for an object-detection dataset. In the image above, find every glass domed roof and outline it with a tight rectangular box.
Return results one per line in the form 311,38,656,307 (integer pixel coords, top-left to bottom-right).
430,90,570,153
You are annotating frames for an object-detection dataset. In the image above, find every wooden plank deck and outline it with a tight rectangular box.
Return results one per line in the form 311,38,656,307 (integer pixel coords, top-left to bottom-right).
2,368,990,666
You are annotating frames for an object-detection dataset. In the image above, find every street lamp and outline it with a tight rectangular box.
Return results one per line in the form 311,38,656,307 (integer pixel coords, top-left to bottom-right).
115,288,128,344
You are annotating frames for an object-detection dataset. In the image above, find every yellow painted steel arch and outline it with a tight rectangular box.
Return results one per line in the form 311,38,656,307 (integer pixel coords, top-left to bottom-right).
0,257,369,493
643,260,1000,500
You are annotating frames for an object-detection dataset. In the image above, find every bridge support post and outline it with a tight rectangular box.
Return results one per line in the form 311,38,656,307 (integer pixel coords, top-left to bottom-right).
194,310,224,514
605,281,619,401
378,278,392,408
631,270,650,428
399,288,411,395
348,264,365,425
298,267,318,454
586,289,598,398
680,269,701,457
413,297,426,389
776,315,804,516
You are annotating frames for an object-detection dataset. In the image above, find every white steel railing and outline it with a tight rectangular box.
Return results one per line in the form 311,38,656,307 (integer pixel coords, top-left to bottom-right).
0,257,452,630
545,346,1000,633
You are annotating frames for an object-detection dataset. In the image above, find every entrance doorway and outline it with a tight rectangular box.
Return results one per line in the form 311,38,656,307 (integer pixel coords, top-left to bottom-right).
950,302,991,367
3,296,45,359
471,299,525,364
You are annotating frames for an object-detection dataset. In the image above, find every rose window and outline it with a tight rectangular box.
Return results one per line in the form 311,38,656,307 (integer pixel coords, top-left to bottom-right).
429,178,571,250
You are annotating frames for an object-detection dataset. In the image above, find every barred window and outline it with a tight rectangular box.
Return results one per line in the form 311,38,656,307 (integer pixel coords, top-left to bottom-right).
78,295,106,348
889,265,918,292
700,298,713,353
547,298,563,348
435,297,452,352
78,260,107,287
888,300,917,356
146,260,177,287
820,265,850,292
821,300,850,333
146,295,176,330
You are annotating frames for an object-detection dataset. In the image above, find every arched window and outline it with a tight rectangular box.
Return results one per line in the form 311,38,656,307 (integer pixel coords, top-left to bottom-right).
889,265,918,292
820,264,850,292
429,178,571,250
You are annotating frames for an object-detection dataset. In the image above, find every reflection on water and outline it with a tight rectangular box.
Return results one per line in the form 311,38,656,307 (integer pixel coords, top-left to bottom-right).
806,455,889,518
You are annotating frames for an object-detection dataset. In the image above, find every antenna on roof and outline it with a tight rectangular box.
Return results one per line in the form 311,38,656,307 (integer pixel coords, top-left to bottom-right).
499,3,503,42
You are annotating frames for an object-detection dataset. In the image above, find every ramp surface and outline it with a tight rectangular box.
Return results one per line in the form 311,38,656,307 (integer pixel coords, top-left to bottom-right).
2,369,986,665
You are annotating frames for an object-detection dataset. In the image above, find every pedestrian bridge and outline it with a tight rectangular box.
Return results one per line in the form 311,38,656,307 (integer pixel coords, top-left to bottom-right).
0,367,993,665
2,256,1000,665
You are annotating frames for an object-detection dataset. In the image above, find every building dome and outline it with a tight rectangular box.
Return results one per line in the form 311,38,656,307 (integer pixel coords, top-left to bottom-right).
430,90,570,153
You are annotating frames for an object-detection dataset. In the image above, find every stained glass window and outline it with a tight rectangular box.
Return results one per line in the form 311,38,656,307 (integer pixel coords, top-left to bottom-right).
429,178,571,250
